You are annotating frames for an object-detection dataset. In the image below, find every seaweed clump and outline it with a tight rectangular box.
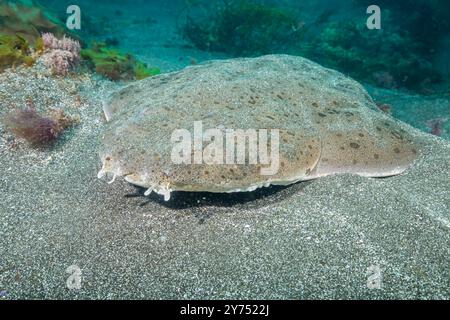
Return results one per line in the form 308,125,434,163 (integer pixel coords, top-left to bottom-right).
2,107,78,147
0,0,78,72
0,0,68,45
81,43,160,81
302,21,441,90
355,0,450,52
182,1,302,56
40,33,81,76
305,0,450,91
0,34,35,71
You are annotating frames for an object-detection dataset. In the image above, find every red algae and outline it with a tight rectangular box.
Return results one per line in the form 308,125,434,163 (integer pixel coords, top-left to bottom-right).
2,108,62,146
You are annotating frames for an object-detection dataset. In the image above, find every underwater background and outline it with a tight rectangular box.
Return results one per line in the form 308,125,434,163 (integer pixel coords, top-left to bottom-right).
1,0,449,138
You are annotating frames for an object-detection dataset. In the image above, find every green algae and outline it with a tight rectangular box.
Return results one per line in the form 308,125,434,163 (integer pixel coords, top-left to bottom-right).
0,0,67,45
183,1,302,56
0,34,34,71
81,43,160,81
301,21,441,90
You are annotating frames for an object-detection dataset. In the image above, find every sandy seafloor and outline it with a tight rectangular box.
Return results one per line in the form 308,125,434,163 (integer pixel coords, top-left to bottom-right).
0,1,449,300
0,62,449,300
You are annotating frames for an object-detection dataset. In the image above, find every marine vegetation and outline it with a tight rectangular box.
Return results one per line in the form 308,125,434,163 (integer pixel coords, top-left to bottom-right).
355,0,450,53
426,118,448,137
301,20,441,90
2,106,79,147
0,0,68,45
0,0,78,72
81,43,160,81
181,0,447,91
305,0,449,91
182,0,303,56
0,34,34,71
39,33,81,76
